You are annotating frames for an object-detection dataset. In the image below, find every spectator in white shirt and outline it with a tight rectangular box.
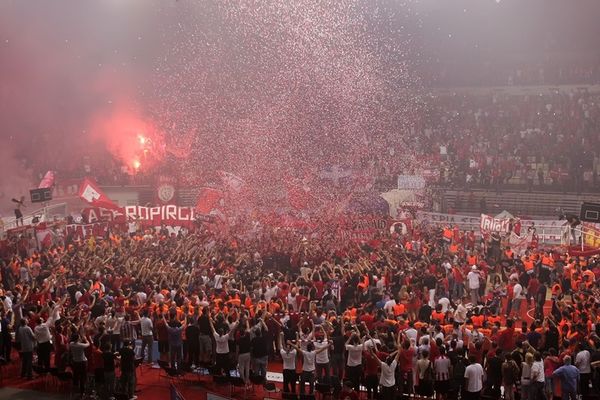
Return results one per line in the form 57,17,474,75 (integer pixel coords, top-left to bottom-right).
34,317,53,370
510,279,523,318
345,329,365,392
404,322,418,343
369,335,401,400
210,315,238,376
464,355,484,398
279,332,298,394
467,266,480,305
313,326,332,384
454,300,468,324
530,352,545,400
383,296,397,315
293,335,329,395
139,311,154,364
438,297,451,313
575,344,592,397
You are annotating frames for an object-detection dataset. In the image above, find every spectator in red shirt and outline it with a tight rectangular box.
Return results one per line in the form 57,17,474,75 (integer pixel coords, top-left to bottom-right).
339,380,359,400
498,319,516,353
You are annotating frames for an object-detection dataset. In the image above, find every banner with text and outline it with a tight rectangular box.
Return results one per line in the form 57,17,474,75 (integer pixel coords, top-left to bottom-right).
81,205,198,228
336,216,390,242
480,214,511,234
583,222,600,249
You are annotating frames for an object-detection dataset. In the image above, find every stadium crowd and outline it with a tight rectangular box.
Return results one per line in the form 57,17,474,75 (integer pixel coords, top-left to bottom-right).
29,87,600,199
0,214,599,400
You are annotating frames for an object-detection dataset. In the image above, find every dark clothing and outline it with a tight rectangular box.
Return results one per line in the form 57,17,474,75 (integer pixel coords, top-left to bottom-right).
185,325,200,346
418,304,432,324
544,326,559,352
37,341,52,370
283,369,297,393
185,325,200,365
198,315,211,335
526,331,542,349
238,333,251,354
251,335,269,358
20,351,33,379
119,346,135,373
167,324,184,347
102,351,116,373
72,361,87,394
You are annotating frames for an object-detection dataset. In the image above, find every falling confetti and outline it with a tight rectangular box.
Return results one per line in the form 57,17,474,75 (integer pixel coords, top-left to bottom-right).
148,0,424,204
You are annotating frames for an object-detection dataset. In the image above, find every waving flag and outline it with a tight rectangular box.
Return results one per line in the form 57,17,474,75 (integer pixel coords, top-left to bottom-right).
78,177,121,210
38,171,55,189
195,187,223,215
218,171,245,193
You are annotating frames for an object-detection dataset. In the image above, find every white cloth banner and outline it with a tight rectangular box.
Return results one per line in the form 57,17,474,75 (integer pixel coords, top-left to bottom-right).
416,211,481,228
508,231,533,256
480,214,511,233
416,211,567,244
397,175,426,190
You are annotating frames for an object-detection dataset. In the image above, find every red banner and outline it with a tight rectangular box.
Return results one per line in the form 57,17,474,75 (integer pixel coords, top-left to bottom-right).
78,177,121,210
336,216,390,242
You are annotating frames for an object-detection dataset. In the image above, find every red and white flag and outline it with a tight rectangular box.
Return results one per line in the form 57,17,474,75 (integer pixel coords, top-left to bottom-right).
78,177,121,210
218,171,245,193
38,171,55,189
195,187,223,215
480,213,510,234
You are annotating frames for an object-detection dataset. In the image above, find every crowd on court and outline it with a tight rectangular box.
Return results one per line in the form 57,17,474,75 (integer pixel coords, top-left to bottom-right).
0,213,599,400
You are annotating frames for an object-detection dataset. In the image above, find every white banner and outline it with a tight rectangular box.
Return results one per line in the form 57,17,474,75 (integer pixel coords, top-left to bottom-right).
480,214,511,233
508,231,533,255
416,211,481,228
397,175,426,190
416,211,566,244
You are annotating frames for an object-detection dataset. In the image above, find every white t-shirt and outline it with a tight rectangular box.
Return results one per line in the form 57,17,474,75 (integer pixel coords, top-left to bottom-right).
213,275,223,290
140,317,153,336
314,341,330,364
287,294,298,311
513,283,523,299
531,361,545,383
404,328,418,343
264,286,278,302
438,297,450,313
575,350,591,374
380,360,397,387
215,333,230,354
364,338,381,351
128,222,137,234
454,304,467,323
281,349,297,370
345,344,364,367
302,350,317,372
136,292,147,304
383,299,396,314
464,363,484,392
467,271,480,289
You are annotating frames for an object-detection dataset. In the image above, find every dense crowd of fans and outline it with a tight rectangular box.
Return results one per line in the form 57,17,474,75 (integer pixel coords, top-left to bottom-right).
373,89,600,194
424,61,600,88
1,214,600,400
34,85,600,200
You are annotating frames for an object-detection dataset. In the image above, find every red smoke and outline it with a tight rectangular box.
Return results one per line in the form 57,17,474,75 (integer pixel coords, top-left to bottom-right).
89,106,164,173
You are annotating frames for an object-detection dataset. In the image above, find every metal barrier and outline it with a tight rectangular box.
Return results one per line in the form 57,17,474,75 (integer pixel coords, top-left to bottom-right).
1,203,67,231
